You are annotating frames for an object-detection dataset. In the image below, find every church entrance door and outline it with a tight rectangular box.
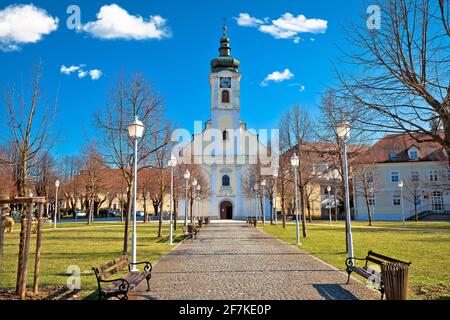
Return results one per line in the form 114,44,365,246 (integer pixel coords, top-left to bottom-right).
220,201,233,220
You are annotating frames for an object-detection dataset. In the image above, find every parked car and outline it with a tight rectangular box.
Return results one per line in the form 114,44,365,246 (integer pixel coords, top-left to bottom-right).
137,211,145,217
108,210,121,217
75,210,87,217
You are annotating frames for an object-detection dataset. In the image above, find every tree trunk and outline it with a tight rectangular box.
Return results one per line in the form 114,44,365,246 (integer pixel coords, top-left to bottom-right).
15,207,27,293
123,188,132,254
143,198,148,223
364,197,373,226
415,202,419,222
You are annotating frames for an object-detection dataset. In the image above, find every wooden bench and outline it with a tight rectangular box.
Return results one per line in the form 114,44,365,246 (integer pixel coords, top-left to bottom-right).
247,217,257,227
92,255,152,300
183,224,199,242
345,250,411,300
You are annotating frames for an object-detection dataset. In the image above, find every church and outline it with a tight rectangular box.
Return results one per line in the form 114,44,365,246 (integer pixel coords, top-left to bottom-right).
177,25,273,221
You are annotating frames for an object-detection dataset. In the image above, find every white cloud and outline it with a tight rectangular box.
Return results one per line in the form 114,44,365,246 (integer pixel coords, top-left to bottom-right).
89,69,103,80
236,12,327,43
60,64,102,81
299,85,306,92
234,13,265,27
78,70,87,78
60,65,80,75
261,69,294,86
81,4,171,40
0,4,58,51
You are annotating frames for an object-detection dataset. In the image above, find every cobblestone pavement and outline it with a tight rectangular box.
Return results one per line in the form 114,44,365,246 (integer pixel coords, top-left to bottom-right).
131,222,378,300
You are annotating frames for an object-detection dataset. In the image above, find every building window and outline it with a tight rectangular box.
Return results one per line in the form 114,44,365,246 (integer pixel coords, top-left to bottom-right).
222,90,230,103
388,153,397,159
365,171,374,184
368,195,375,206
393,195,401,206
415,197,422,206
429,170,438,182
113,204,117,210
411,171,419,182
222,175,230,187
408,149,419,160
391,171,399,183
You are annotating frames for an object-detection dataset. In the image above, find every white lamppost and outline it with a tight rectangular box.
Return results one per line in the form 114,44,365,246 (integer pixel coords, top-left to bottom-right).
291,153,301,245
192,178,197,223
273,171,278,225
261,179,267,224
337,120,354,260
369,186,375,223
327,185,332,225
128,115,145,271
196,184,201,222
168,154,177,245
54,180,60,229
183,170,190,226
398,180,406,225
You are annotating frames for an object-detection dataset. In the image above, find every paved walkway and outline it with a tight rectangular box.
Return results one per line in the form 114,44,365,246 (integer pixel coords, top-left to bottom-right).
131,222,378,300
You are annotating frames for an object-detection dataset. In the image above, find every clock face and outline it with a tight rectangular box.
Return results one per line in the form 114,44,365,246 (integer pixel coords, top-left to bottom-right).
220,77,231,88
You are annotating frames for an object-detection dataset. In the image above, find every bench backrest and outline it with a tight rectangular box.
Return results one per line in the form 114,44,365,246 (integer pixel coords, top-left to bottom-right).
94,255,130,280
366,251,411,267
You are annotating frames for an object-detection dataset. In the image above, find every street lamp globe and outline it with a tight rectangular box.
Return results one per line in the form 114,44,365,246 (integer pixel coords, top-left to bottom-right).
336,120,351,140
327,185,331,193
128,116,145,139
55,180,60,188
192,178,198,187
291,153,299,167
184,169,191,180
398,181,404,188
261,179,266,187
168,154,177,168
197,184,201,192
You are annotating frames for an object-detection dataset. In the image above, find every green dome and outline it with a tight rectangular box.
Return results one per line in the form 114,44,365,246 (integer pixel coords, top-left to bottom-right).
210,25,240,73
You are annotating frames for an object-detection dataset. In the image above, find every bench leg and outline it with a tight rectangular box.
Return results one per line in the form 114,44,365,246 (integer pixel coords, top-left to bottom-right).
146,275,151,292
346,269,352,284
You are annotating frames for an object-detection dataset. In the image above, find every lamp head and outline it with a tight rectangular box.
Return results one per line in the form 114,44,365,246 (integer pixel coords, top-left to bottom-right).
55,180,60,188
336,120,351,140
398,181,404,188
192,178,197,186
128,116,145,139
184,169,191,180
261,179,266,186
168,154,177,168
327,185,331,192
291,153,299,167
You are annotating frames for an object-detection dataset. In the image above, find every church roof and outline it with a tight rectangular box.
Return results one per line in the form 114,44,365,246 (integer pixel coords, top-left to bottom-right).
210,23,240,73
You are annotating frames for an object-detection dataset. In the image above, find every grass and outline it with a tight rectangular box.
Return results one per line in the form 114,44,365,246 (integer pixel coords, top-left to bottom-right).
0,222,185,299
262,222,450,300
312,220,450,230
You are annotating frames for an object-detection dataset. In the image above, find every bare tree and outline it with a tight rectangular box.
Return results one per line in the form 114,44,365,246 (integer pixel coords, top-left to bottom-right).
95,73,165,253
338,0,450,164
2,65,55,294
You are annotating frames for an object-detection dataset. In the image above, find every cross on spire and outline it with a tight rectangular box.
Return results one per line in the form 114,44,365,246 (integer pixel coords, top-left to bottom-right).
223,17,227,35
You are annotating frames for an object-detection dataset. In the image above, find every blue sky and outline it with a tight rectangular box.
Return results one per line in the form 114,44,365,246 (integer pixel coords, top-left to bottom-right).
0,0,370,157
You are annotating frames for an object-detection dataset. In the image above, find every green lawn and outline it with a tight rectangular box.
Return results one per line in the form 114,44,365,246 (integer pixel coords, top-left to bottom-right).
0,222,185,299
262,222,450,300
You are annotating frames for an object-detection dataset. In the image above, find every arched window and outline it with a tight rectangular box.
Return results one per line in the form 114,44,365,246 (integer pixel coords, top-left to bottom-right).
223,130,228,141
222,90,230,103
222,175,230,187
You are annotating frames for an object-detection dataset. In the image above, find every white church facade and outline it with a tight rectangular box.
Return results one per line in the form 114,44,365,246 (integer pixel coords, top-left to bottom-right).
176,26,273,221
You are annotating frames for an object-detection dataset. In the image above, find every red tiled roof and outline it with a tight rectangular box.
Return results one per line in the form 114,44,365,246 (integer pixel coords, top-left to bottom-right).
366,132,447,163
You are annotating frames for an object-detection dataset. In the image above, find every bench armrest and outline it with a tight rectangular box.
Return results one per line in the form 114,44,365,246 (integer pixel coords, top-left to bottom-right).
97,278,130,292
345,257,367,268
128,261,152,273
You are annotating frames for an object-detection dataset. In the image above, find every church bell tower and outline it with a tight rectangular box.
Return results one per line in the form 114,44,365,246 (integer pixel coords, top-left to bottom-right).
209,23,242,132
